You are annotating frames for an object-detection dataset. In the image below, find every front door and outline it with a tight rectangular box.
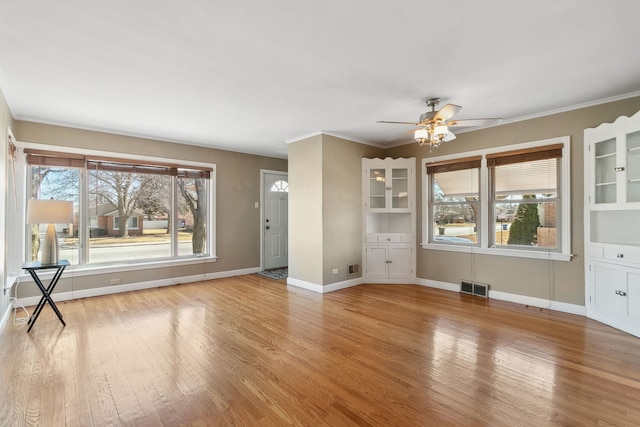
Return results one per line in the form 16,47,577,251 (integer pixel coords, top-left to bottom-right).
263,171,288,270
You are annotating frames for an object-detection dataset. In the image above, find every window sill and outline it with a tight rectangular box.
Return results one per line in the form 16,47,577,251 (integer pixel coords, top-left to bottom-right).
19,255,218,279
420,243,573,261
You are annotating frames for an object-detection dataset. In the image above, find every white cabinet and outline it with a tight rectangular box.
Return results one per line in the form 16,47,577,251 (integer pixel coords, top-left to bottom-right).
365,158,413,212
362,158,416,283
365,245,412,280
585,110,640,338
587,110,640,209
588,244,640,337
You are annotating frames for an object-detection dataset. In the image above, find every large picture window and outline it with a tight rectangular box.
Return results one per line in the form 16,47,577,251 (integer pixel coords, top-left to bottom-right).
423,137,571,260
26,149,214,266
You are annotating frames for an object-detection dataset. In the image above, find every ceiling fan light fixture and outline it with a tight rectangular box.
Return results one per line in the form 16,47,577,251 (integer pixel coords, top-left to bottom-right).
434,125,448,138
379,97,502,149
414,128,428,139
414,128,429,145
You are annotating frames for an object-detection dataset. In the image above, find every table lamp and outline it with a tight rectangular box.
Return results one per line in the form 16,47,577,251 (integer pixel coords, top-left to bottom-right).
26,199,74,265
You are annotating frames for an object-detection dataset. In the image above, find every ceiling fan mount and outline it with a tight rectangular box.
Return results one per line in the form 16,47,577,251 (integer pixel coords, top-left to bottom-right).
426,97,441,109
377,97,502,148
418,98,442,123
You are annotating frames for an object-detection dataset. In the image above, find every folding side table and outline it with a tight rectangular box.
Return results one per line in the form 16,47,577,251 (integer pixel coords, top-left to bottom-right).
22,260,69,332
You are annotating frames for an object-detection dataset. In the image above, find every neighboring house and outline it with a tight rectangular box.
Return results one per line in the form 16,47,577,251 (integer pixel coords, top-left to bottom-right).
84,203,145,237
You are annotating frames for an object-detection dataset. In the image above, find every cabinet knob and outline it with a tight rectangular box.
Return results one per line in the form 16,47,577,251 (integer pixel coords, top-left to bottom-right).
614,166,625,172
615,290,627,296
617,253,624,258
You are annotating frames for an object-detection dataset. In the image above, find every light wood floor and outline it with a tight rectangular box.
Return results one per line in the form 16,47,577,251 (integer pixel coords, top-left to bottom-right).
2,275,640,426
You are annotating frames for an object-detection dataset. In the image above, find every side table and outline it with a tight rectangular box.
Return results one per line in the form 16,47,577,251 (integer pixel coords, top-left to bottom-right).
22,260,69,332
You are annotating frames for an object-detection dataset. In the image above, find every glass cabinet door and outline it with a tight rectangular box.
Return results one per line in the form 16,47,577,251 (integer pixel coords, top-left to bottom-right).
594,138,617,204
627,130,640,203
369,168,387,209
390,167,409,209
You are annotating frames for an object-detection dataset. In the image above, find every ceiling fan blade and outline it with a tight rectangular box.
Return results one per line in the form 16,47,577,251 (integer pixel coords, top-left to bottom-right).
434,104,462,122
449,118,503,127
444,131,456,142
377,120,418,125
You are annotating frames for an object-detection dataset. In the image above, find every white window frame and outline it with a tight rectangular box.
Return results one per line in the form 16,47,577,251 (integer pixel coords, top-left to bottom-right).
112,216,139,230
422,136,572,261
20,142,217,271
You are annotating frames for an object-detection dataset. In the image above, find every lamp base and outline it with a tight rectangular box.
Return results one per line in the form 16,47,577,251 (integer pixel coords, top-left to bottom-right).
41,223,60,265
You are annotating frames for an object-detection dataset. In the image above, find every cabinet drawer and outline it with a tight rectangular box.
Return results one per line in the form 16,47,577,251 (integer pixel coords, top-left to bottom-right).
378,233,403,243
603,246,640,265
366,233,412,243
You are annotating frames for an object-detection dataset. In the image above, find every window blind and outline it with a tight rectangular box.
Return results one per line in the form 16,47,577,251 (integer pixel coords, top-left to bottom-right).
426,156,481,174
25,149,212,178
25,149,85,168
488,144,561,195
427,156,481,197
486,144,563,167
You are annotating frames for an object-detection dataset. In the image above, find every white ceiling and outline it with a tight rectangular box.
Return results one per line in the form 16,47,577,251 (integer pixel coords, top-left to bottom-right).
1,1,640,158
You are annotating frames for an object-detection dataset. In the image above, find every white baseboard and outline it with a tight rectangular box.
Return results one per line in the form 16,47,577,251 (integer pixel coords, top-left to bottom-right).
489,290,586,316
286,276,363,293
0,302,13,335
415,277,586,316
288,275,585,317
17,266,261,307
415,278,459,292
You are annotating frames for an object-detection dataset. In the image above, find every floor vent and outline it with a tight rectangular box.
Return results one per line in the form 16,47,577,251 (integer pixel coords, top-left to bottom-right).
460,281,489,298
348,264,359,275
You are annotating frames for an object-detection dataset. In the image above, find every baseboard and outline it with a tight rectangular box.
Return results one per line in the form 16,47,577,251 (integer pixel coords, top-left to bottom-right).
286,276,363,293
18,266,262,307
415,278,459,292
587,309,640,337
0,302,13,335
415,277,586,316
489,290,586,316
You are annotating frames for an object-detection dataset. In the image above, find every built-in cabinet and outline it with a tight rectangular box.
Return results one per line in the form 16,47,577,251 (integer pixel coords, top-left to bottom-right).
585,110,640,337
362,157,415,282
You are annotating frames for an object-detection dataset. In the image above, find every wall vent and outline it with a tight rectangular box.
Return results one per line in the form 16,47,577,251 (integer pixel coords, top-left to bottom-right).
460,281,489,298
348,264,359,275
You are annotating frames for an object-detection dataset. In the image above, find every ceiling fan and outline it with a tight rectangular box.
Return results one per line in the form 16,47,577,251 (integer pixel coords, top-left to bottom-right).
377,98,502,148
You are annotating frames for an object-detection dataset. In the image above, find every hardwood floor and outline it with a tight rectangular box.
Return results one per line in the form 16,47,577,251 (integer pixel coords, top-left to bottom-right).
2,275,640,426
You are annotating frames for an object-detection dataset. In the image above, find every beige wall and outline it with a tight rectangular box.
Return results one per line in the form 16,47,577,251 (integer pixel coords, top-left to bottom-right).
1,86,15,319
387,96,640,305
288,134,324,285
322,135,384,285
288,133,383,287
14,121,287,297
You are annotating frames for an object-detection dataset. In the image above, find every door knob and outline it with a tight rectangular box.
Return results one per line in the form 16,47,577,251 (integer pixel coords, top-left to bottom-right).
265,226,270,230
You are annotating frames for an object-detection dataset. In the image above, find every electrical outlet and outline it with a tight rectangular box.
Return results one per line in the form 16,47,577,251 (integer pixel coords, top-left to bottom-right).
332,268,338,274
110,278,120,285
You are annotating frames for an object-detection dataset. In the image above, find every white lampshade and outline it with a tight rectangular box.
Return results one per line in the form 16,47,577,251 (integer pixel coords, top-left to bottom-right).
434,125,448,138
27,199,74,225
26,199,73,265
414,128,429,140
